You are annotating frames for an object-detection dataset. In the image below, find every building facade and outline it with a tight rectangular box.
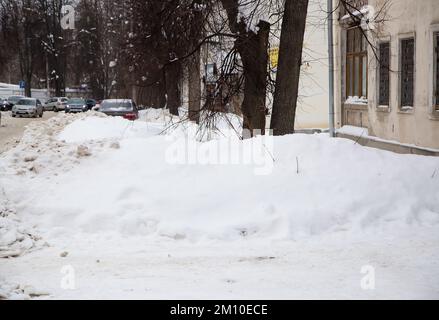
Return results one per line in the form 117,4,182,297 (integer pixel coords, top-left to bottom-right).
334,0,439,150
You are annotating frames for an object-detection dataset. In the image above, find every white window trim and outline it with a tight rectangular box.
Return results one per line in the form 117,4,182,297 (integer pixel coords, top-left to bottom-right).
397,32,416,113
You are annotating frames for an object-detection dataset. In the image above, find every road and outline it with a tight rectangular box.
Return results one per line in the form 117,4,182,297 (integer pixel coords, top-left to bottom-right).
0,111,56,154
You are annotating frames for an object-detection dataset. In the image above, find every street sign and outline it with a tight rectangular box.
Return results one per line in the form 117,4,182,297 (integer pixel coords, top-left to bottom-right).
19,80,25,89
269,47,279,70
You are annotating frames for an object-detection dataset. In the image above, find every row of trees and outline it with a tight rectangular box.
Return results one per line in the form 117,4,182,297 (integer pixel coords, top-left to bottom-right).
0,0,379,136
0,0,128,98
0,0,72,97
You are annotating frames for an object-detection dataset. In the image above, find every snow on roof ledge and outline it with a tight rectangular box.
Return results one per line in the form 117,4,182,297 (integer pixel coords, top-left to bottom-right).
340,6,370,23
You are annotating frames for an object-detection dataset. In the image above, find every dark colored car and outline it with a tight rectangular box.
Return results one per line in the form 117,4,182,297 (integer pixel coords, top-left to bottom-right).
0,98,7,111
85,99,96,110
1,95,25,111
98,99,139,120
65,98,88,113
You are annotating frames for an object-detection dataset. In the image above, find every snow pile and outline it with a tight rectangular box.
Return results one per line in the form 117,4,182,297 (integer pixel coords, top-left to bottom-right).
58,116,163,143
138,108,175,124
0,111,121,258
1,113,438,244
138,107,243,142
338,125,369,137
0,197,43,258
0,111,119,177
0,280,49,300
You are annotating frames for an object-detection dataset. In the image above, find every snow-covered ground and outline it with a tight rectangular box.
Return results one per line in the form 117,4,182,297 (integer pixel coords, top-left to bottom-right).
0,110,438,299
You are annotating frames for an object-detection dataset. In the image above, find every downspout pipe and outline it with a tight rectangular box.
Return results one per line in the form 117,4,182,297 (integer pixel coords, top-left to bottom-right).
328,0,336,137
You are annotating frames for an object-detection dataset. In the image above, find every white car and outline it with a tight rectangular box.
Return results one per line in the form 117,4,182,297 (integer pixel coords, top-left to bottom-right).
11,98,44,118
44,97,68,112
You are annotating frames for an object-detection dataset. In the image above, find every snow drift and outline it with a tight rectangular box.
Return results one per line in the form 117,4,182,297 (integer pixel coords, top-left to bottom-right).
1,110,438,245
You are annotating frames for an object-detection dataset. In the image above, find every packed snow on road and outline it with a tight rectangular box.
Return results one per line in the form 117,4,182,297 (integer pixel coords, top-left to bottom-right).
0,110,438,299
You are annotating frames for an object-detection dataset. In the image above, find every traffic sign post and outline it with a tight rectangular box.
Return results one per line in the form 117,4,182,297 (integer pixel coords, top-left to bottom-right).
19,80,25,96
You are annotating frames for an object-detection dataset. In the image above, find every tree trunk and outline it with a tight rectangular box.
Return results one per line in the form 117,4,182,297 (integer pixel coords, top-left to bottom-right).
220,0,270,137
188,50,201,123
25,73,32,97
165,62,181,116
270,0,309,136
237,21,270,137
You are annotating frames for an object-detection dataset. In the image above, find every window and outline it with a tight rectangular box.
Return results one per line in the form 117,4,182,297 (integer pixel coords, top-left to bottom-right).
434,32,439,112
400,38,415,108
378,42,390,106
346,27,368,99
205,63,218,84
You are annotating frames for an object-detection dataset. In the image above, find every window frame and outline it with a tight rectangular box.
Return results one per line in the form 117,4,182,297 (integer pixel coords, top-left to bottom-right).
397,33,416,112
376,39,391,109
433,31,439,114
345,26,368,100
427,25,439,120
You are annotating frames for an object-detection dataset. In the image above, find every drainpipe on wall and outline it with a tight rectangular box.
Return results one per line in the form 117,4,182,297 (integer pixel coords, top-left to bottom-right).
328,0,336,137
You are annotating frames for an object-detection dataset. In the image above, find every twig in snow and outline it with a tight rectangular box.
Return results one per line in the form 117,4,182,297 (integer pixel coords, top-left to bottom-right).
296,156,299,174
262,143,275,163
354,130,366,145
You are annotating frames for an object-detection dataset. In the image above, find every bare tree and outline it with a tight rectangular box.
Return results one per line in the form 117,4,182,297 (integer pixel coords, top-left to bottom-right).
220,0,270,136
0,0,44,96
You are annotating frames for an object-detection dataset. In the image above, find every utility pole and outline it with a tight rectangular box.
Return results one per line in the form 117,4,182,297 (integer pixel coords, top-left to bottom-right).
328,0,336,137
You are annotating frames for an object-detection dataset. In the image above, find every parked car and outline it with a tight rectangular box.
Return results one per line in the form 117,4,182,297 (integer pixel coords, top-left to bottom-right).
98,99,139,120
65,98,88,113
92,99,103,111
44,97,68,112
0,98,7,111
85,99,96,110
11,98,44,118
1,95,25,111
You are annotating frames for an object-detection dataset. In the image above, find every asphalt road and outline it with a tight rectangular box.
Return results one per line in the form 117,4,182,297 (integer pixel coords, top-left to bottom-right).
0,111,56,154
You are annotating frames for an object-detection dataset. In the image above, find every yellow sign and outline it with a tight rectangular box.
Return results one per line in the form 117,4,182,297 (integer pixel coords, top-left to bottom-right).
269,47,279,69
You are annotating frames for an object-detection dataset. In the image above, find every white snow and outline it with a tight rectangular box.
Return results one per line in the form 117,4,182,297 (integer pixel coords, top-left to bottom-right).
345,96,368,105
338,125,369,137
0,198,44,259
0,110,438,299
58,116,162,143
340,6,371,22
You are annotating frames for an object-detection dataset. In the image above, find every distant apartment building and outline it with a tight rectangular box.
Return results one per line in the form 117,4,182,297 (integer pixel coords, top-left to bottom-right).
334,0,439,151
